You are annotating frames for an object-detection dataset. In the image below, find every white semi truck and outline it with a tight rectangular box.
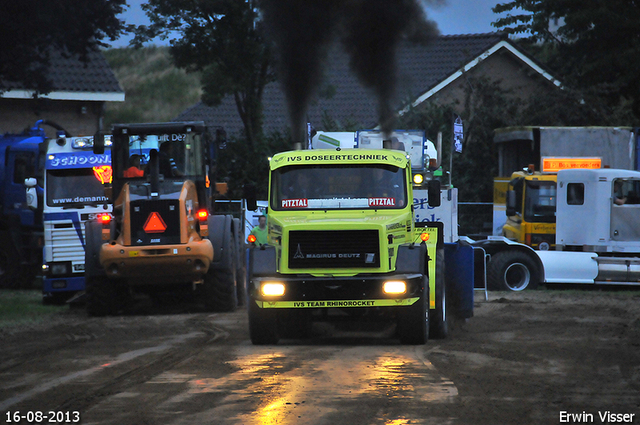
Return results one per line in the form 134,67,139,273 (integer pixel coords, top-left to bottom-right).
475,168,640,290
42,136,112,304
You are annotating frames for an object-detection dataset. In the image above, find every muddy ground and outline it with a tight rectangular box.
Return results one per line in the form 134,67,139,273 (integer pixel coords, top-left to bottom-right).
1,288,639,424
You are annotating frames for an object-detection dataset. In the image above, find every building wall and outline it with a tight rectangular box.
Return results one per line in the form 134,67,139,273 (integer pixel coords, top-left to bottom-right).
0,99,104,138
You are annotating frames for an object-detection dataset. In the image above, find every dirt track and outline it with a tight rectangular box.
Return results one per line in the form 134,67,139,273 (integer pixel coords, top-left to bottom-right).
1,288,639,424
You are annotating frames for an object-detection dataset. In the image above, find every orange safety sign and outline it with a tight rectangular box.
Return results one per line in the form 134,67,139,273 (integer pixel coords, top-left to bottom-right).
143,212,167,233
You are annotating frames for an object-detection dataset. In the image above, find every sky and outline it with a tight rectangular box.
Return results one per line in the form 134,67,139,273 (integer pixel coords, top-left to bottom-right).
111,0,509,48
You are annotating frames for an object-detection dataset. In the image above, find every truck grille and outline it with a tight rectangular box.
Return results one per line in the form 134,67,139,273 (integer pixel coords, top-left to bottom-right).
130,199,181,245
288,230,380,269
50,225,84,262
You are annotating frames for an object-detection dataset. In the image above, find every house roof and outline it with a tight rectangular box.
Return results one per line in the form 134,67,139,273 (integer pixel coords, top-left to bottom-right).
0,49,125,102
177,32,559,137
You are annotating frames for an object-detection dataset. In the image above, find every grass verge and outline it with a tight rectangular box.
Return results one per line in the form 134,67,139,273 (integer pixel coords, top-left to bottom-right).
0,290,67,329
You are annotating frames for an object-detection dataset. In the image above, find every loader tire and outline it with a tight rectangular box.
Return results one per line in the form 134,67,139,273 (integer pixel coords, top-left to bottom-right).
488,250,540,291
397,276,430,345
203,230,237,312
203,267,237,312
429,248,449,339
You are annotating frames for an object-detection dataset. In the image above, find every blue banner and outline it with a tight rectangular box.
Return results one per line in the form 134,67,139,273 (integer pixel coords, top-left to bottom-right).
46,152,111,169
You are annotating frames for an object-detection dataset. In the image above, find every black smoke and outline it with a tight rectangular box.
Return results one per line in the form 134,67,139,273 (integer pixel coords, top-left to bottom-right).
259,0,440,146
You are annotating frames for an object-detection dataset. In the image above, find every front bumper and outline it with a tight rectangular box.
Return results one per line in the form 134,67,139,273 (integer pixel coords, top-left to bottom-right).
43,276,85,293
99,239,214,284
250,273,424,309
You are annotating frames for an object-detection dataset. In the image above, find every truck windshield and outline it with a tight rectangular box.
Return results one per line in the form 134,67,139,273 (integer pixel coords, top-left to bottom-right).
524,180,556,223
46,169,109,207
271,164,407,210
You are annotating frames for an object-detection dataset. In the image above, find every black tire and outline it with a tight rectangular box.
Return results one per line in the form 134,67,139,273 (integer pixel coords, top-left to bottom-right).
488,250,540,291
397,276,430,345
248,295,279,345
203,267,237,312
232,218,246,306
429,248,449,339
203,230,237,312
84,220,129,316
84,220,104,279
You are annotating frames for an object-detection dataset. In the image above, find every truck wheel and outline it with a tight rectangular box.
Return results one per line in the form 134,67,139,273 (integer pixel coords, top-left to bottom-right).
488,250,540,291
397,276,430,345
248,297,279,345
429,249,449,339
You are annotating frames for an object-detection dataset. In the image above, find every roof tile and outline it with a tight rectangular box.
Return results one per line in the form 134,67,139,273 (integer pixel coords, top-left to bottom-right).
177,33,511,136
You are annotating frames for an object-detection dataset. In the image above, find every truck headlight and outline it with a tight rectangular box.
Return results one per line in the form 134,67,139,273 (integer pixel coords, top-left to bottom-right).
383,280,406,295
261,282,285,297
413,173,424,185
50,263,69,276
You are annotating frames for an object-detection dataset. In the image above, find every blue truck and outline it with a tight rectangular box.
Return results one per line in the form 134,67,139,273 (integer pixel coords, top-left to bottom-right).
0,121,57,289
0,120,112,303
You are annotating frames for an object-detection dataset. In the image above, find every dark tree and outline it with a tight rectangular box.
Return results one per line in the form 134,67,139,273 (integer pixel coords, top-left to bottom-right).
132,0,275,149
492,0,640,118
0,0,129,94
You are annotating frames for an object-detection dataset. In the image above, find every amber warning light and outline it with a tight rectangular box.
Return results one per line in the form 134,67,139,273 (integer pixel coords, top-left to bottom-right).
247,234,257,243
541,157,601,173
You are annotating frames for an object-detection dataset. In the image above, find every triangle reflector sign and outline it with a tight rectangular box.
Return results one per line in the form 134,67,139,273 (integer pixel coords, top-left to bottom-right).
143,212,167,233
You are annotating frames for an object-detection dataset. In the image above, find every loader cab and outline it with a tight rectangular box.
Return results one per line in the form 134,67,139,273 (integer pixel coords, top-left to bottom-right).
107,122,213,209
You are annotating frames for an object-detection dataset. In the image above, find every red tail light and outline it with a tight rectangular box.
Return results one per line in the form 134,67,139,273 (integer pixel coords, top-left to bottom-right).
197,209,208,221
98,213,112,224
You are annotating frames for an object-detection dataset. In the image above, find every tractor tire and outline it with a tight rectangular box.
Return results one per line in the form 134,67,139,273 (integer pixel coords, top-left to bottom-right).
429,248,449,339
203,267,237,312
84,220,130,316
397,276,430,345
488,250,540,291
248,296,279,345
84,220,104,279
203,229,237,312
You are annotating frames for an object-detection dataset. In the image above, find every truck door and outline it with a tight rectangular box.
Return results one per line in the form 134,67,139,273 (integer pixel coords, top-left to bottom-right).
611,178,640,241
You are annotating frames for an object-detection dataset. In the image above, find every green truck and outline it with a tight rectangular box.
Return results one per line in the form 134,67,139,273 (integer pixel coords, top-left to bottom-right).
245,136,478,345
